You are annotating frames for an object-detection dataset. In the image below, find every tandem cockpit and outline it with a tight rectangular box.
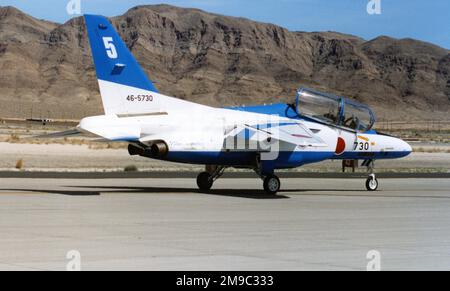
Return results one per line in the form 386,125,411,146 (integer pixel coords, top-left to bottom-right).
295,88,376,132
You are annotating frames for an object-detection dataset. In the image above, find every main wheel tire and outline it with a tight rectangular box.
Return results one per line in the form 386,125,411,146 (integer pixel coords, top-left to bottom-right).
263,175,281,195
197,172,213,191
366,176,379,191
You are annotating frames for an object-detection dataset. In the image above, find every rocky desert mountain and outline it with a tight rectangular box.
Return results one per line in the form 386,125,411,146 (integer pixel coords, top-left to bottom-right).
0,5,449,120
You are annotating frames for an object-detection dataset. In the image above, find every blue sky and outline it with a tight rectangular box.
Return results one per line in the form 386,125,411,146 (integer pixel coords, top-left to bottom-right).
1,0,449,49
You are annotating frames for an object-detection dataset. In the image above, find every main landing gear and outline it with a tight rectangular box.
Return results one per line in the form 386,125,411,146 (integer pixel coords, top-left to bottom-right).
196,164,281,195
197,166,226,191
254,156,281,195
196,172,214,191
362,159,378,191
262,174,281,195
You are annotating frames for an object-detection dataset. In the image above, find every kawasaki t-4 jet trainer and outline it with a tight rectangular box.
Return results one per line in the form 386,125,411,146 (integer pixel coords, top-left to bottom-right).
44,15,412,194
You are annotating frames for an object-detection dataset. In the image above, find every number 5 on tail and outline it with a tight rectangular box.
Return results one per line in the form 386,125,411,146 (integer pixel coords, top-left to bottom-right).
103,37,118,59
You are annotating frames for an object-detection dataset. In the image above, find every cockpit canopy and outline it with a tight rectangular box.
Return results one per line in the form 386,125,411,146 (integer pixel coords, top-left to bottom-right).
296,88,376,132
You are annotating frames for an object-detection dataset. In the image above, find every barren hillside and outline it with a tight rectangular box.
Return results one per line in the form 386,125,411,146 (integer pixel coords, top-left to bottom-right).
0,5,449,120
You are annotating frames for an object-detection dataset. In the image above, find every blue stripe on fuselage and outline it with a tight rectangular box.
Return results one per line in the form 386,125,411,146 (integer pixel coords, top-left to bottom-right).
162,151,334,169
160,150,409,168
227,103,300,119
333,151,411,160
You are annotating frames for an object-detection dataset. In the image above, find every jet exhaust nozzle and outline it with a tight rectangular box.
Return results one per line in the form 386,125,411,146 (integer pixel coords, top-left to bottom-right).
128,142,169,158
128,144,145,156
150,141,169,158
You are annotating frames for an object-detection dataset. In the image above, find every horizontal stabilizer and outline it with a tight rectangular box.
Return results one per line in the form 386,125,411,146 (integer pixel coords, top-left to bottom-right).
33,129,83,139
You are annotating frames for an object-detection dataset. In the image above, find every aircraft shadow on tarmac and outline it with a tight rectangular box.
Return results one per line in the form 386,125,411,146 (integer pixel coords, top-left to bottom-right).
65,186,291,199
0,186,289,199
2,186,449,200
0,188,101,196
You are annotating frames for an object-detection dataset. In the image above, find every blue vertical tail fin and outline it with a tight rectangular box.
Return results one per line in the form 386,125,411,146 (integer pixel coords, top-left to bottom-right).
84,15,159,114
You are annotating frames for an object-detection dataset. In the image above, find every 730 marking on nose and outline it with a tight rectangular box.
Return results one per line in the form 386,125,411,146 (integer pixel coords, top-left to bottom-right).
354,141,370,151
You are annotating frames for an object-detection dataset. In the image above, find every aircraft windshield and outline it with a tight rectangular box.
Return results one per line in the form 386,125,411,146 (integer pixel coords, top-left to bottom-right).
296,88,375,132
342,99,374,132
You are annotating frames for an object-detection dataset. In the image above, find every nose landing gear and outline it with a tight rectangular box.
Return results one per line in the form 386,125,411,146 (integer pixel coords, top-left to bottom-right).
366,173,379,191
363,159,379,191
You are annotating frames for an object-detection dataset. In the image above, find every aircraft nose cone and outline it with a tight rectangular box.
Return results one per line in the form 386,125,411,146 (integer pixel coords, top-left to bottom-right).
399,139,413,157
405,141,413,156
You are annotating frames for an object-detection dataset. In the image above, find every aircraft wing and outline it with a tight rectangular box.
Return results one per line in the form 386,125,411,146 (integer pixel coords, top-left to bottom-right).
224,123,328,150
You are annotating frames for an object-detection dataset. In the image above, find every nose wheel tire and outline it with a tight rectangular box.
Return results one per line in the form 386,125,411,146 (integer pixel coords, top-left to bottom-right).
263,175,281,195
366,175,379,191
197,172,213,191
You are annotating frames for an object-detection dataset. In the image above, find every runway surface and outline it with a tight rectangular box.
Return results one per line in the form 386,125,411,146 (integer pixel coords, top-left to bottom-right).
0,177,449,271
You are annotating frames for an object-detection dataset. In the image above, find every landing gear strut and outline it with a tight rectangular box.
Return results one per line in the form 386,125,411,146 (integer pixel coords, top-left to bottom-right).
196,166,226,191
363,159,378,191
254,156,280,195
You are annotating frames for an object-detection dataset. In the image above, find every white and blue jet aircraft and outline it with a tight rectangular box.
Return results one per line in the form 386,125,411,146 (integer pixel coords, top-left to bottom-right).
44,15,412,194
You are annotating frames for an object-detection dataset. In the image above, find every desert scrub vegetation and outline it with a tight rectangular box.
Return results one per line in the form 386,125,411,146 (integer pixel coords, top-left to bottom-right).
124,165,138,172
15,159,24,170
5,133,20,142
0,133,127,149
88,142,128,150
413,147,450,153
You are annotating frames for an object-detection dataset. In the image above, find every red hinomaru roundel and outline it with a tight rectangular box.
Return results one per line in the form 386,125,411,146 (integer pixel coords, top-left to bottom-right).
335,137,346,155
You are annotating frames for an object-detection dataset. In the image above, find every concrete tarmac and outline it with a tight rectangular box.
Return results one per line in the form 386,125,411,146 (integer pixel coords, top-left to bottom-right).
0,177,449,271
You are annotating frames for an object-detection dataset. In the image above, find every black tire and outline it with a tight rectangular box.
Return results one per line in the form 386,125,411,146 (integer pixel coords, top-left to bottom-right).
197,172,213,191
366,176,379,191
263,175,281,195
